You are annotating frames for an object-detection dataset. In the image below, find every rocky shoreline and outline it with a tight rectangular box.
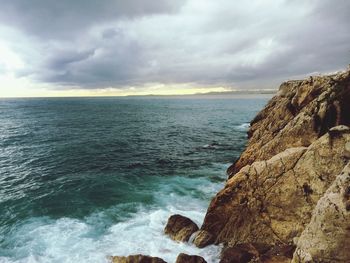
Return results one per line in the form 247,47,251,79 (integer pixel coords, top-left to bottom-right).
112,68,350,263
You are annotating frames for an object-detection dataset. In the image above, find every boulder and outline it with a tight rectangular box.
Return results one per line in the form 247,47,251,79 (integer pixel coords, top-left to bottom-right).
193,230,215,248
175,253,207,263
292,163,350,262
164,214,199,242
110,255,167,263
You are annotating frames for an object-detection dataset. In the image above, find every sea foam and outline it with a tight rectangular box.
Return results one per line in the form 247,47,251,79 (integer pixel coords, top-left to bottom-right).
0,172,225,263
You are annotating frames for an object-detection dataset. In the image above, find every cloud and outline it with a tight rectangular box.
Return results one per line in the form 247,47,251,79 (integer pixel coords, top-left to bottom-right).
0,0,184,39
0,0,349,92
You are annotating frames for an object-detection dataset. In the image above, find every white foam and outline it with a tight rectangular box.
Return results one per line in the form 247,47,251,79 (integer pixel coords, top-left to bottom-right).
235,123,250,131
0,174,225,263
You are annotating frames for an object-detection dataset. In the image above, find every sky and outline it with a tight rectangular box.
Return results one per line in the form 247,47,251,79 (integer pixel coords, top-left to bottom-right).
0,0,349,97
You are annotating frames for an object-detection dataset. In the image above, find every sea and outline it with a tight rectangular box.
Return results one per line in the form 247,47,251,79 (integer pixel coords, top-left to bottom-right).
0,95,269,263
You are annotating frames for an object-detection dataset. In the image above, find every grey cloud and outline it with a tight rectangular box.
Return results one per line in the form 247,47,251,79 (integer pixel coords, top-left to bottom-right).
39,35,145,87
102,28,122,39
0,0,185,39
1,0,349,90
45,49,96,70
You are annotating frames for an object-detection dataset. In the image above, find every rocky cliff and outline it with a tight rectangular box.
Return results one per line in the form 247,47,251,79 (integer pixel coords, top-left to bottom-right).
112,68,350,263
193,68,350,262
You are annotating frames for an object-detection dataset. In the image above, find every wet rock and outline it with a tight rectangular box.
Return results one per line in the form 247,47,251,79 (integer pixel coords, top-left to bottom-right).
164,214,199,242
175,253,207,263
110,254,167,263
193,230,215,248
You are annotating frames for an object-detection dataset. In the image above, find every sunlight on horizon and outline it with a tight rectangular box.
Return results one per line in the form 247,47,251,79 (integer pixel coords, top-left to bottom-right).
0,79,233,97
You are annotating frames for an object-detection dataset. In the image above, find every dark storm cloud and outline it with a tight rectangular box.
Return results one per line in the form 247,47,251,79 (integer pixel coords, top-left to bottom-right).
0,0,184,39
45,49,96,70
42,40,145,87
1,0,349,90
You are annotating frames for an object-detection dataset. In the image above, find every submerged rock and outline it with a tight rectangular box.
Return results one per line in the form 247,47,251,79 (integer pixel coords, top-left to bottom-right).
110,255,167,263
164,214,199,242
175,253,207,263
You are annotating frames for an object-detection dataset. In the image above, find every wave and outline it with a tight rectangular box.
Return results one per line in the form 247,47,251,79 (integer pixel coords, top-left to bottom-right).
235,123,250,131
0,172,225,263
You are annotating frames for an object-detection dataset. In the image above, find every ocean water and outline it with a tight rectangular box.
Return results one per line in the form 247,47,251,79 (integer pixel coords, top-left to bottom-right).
0,96,269,263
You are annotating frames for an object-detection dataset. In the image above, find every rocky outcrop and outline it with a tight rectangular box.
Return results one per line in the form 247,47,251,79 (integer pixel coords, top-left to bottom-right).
219,244,259,263
164,214,199,242
175,253,207,263
227,69,350,177
111,69,350,263
196,130,350,247
194,68,350,262
292,163,350,262
110,255,167,263
219,243,294,263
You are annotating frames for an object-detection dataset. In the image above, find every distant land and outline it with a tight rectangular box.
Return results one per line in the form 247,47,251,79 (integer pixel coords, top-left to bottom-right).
122,89,277,99
0,89,277,99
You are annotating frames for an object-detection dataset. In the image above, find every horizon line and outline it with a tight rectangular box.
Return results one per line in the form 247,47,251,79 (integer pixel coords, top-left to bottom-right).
0,89,277,99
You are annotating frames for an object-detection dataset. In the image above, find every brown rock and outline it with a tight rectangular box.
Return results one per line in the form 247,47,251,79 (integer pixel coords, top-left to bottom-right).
193,230,215,248
261,255,290,263
260,244,295,263
220,245,256,263
228,69,350,177
199,131,350,247
344,141,350,158
164,214,199,242
194,69,350,251
110,254,167,263
175,253,207,263
219,243,294,263
292,163,350,262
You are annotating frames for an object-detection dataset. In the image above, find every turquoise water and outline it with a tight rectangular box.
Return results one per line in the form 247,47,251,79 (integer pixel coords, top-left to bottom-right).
0,96,268,263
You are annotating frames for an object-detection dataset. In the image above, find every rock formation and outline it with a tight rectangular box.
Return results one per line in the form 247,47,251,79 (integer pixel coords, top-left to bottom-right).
292,163,350,262
112,68,350,262
219,242,294,263
164,214,199,242
193,68,350,262
175,253,207,263
227,69,350,177
110,255,167,263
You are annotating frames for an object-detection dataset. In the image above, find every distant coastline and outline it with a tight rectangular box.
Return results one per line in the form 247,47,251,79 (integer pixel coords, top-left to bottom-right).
0,90,276,100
